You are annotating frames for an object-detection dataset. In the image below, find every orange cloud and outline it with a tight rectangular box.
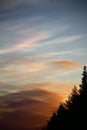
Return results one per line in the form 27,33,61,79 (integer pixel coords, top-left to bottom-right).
0,58,81,85
0,87,62,130
0,80,75,130
54,60,81,69
22,82,72,103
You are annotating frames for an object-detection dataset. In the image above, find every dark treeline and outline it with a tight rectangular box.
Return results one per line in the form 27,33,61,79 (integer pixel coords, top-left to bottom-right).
42,66,87,130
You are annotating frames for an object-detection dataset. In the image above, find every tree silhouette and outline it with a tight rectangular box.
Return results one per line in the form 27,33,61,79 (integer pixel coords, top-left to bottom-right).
42,66,87,130
79,66,87,95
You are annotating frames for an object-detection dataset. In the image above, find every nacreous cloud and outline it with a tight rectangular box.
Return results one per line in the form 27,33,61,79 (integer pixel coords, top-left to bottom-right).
0,33,49,55
54,60,81,69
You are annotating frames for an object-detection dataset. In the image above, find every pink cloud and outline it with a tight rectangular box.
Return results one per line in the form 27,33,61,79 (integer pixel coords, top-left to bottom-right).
0,34,48,55
54,60,81,69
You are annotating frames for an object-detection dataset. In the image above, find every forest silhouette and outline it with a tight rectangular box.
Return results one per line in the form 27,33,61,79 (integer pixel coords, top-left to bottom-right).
42,66,87,130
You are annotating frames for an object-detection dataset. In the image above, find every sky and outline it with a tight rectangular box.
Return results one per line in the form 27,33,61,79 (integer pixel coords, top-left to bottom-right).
0,0,87,129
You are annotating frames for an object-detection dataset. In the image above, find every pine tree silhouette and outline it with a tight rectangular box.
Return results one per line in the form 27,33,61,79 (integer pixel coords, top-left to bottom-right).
42,66,87,130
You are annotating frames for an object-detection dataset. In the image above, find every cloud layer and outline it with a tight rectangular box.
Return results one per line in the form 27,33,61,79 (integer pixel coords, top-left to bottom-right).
54,60,81,69
0,88,62,130
0,1,87,130
0,57,82,85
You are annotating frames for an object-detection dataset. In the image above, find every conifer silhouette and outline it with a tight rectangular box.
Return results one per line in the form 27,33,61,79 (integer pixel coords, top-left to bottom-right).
42,66,87,130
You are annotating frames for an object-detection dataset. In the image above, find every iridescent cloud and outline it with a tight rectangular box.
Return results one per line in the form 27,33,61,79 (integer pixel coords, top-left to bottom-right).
0,0,87,129
0,57,82,85
54,60,81,69
0,34,49,55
